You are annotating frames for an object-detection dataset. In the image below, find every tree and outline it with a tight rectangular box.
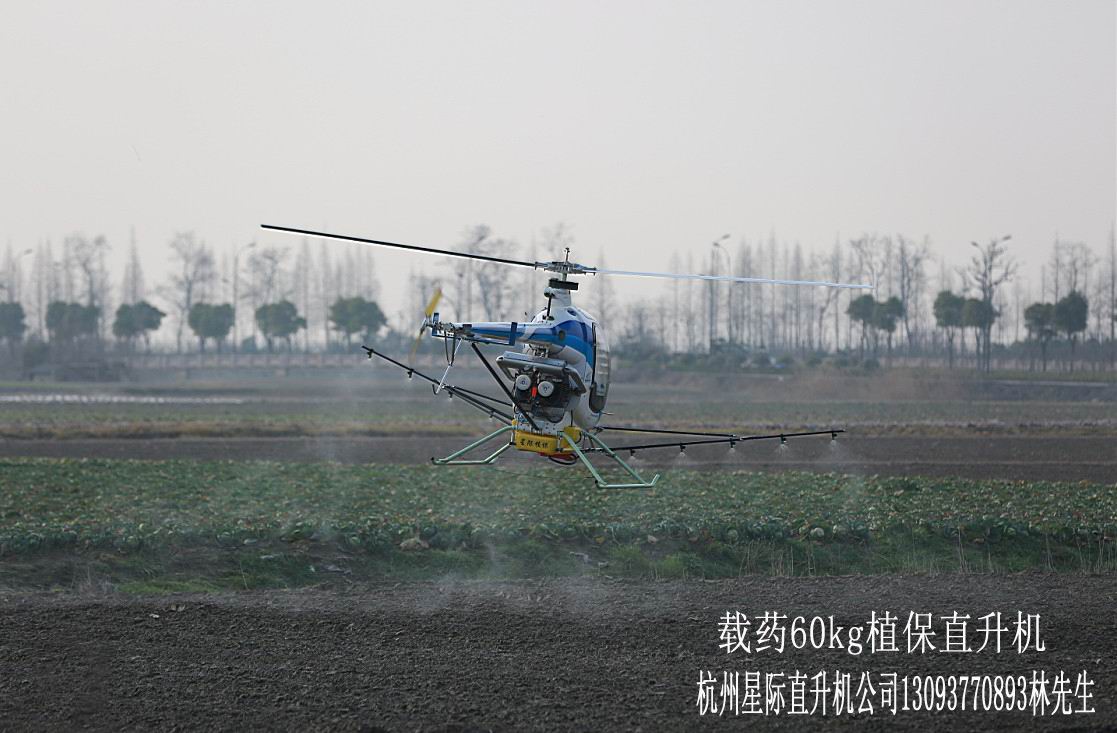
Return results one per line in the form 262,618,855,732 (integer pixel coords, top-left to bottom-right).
112,304,141,349
134,301,164,352
163,232,215,352
1108,225,1116,369
873,296,905,363
65,234,111,340
933,291,964,368
328,296,386,348
188,303,235,352
616,300,668,361
846,294,876,358
473,236,517,322
46,301,99,343
896,235,929,350
1023,302,1055,372
245,246,289,309
114,301,165,352
121,230,145,305
255,300,306,352
849,235,884,291
0,302,26,354
965,235,1016,372
962,298,995,369
1054,290,1088,371
593,247,617,332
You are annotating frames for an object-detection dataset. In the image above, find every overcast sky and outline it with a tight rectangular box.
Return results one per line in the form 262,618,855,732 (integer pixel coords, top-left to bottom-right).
2,0,1113,320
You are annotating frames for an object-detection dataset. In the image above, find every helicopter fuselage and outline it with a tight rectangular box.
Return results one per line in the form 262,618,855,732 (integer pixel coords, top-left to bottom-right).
427,283,610,454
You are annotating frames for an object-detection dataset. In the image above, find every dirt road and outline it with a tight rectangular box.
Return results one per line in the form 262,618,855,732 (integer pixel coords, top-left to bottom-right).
1,434,1114,482
1,575,1113,730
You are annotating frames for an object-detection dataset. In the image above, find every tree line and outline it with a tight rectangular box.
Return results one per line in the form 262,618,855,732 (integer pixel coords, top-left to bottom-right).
0,230,390,373
0,223,1114,374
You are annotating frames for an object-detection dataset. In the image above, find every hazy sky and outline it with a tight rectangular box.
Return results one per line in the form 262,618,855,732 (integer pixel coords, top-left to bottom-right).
2,0,1114,320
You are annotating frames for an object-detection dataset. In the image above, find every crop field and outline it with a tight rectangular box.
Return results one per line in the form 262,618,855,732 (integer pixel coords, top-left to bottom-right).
2,372,1115,730
1,370,1115,587
2,457,1114,592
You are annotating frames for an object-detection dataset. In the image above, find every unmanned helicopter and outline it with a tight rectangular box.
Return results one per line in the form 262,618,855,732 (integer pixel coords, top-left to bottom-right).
262,224,872,488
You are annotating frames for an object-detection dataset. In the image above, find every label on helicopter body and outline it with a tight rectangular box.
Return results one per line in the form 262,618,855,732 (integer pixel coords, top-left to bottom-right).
513,427,582,454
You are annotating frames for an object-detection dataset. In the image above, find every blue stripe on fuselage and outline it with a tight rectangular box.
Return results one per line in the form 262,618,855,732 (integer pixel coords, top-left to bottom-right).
469,319,594,366
532,319,593,365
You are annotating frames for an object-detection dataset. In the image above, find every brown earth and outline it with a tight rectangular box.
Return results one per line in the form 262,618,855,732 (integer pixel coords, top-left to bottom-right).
1,434,1114,483
0,575,1114,731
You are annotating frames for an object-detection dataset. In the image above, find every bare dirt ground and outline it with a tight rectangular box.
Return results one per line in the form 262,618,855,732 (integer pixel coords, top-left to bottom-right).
2,434,1114,483
1,575,1114,731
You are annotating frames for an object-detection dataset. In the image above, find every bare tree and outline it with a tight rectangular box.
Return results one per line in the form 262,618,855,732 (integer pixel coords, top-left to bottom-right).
1106,225,1116,368
766,234,778,349
809,249,836,352
1011,277,1026,346
733,240,752,346
66,234,110,308
849,234,884,290
317,241,333,348
1055,240,1094,299
245,245,289,306
64,233,111,341
121,229,145,305
294,240,313,351
791,243,804,351
519,241,540,319
682,252,698,352
668,251,681,351
2,245,32,304
896,234,929,351
473,236,518,321
451,224,491,321
163,232,216,352
964,234,1016,372
592,247,617,326
30,241,50,335
849,234,886,353
830,238,843,351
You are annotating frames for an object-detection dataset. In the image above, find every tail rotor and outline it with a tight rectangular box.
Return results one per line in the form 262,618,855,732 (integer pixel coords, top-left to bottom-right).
410,287,443,359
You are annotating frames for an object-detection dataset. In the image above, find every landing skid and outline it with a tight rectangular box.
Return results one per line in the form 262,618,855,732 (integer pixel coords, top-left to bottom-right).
431,425,515,465
432,426,659,489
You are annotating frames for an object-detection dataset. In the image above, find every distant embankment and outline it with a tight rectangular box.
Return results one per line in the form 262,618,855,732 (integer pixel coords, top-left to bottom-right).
122,351,396,377
114,353,1116,401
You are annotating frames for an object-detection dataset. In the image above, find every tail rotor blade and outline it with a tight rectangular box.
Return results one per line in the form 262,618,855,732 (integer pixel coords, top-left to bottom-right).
411,287,444,359
424,287,443,317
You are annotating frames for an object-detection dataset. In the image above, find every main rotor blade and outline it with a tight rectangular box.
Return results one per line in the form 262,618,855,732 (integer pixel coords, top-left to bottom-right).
261,225,538,269
588,267,872,290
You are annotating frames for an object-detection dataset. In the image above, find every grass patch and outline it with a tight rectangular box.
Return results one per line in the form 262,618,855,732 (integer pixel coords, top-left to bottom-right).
0,458,1113,591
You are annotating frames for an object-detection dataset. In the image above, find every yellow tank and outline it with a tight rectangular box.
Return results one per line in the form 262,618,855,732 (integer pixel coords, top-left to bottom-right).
513,426,582,455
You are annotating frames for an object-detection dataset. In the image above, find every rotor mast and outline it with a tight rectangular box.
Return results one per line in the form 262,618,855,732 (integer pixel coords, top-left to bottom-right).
544,247,578,320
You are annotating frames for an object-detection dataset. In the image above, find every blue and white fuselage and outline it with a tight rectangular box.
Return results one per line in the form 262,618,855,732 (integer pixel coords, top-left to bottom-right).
426,284,610,437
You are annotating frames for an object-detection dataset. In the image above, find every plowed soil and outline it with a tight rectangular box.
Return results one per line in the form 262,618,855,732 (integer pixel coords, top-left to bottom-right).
1,434,1114,483
1,575,1114,731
